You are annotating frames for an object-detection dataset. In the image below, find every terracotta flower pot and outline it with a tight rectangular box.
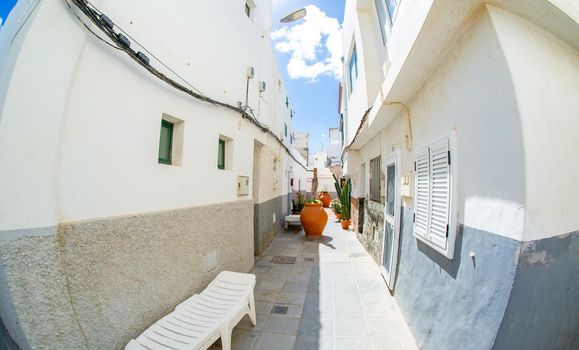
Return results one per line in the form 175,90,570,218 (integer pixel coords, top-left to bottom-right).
336,213,342,220
340,219,351,230
300,202,328,236
319,192,331,208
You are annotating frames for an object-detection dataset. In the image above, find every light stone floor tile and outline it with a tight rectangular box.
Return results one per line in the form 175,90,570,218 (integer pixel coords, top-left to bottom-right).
253,333,296,350
231,329,259,350
366,316,409,335
293,335,333,350
276,292,307,305
227,210,416,350
334,304,365,319
255,301,273,315
298,317,334,337
334,318,368,337
236,313,266,331
282,280,309,293
272,303,304,319
256,280,285,291
255,289,280,302
335,336,373,350
370,333,418,350
262,314,300,335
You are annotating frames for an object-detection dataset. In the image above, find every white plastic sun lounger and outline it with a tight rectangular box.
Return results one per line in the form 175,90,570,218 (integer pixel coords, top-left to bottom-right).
126,271,256,350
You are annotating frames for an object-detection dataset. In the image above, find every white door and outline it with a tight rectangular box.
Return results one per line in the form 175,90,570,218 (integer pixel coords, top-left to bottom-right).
380,150,401,290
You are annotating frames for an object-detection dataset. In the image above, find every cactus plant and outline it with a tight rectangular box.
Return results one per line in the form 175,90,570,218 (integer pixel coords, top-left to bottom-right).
333,174,351,220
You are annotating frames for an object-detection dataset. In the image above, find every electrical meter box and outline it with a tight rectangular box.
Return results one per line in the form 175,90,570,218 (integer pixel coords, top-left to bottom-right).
401,172,413,198
238,176,250,196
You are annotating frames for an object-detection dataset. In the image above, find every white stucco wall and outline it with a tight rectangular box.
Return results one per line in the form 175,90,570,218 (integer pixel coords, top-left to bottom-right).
343,1,579,243
488,6,579,241
0,0,296,229
351,7,528,241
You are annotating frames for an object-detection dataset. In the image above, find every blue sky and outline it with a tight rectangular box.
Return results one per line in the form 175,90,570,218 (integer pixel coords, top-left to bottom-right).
0,0,17,26
271,0,345,155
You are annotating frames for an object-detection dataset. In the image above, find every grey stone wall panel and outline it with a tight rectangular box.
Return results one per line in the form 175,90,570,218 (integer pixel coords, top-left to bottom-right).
254,194,289,256
493,230,579,350
0,200,254,350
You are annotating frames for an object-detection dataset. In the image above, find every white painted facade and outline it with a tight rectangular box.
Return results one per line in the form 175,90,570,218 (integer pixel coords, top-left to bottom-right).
0,0,307,348
340,1,579,348
0,0,302,229
341,0,579,243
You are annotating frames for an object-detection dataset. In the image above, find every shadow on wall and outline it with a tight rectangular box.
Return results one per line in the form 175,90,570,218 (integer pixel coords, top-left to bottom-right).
415,225,464,279
0,315,20,350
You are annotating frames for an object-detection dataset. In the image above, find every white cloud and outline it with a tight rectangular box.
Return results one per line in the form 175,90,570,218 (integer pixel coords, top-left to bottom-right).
271,5,342,82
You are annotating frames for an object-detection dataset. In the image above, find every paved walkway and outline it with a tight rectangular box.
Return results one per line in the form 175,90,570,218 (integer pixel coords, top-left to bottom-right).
213,209,417,350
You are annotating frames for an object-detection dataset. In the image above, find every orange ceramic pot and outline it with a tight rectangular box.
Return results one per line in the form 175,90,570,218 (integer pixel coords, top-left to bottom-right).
319,192,331,208
341,219,351,230
336,213,342,220
300,202,328,236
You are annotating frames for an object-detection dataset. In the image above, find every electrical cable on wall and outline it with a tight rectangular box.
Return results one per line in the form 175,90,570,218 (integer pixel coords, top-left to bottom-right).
68,0,308,171
341,101,413,162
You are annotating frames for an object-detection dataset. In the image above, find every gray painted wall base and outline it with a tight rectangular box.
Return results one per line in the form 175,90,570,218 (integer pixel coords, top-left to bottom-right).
254,194,290,256
394,207,519,350
493,230,579,350
0,316,19,350
358,206,579,350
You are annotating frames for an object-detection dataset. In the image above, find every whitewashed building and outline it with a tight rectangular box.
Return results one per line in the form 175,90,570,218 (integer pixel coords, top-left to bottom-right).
0,0,306,348
340,0,579,349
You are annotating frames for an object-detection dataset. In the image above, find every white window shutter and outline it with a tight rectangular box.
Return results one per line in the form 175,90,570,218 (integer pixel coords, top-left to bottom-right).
428,138,451,250
414,147,429,239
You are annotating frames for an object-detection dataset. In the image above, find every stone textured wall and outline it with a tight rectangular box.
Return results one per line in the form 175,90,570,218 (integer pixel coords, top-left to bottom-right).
0,200,254,350
358,199,385,264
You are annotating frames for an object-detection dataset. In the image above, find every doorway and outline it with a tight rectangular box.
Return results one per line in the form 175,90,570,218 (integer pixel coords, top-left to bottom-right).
380,150,401,290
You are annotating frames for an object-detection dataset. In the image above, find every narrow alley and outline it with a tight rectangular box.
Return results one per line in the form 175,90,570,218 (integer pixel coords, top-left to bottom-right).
211,210,416,350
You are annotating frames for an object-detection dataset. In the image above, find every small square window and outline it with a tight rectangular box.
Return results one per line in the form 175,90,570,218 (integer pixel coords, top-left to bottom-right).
218,139,226,170
158,120,173,165
217,135,233,170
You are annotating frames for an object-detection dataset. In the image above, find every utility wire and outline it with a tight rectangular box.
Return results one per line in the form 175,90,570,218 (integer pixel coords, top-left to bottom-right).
69,0,308,170
83,0,210,100
65,0,121,51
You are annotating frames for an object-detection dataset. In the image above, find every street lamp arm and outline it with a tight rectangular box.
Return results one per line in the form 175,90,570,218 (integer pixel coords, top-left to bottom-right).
262,7,307,37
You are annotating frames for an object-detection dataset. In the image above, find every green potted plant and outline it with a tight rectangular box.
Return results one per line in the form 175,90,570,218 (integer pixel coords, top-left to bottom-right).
333,174,351,230
292,191,305,214
331,199,342,220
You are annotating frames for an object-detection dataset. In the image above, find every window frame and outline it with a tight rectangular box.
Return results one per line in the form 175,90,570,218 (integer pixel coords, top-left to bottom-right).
158,119,174,165
369,156,381,202
413,132,458,259
385,0,401,24
348,43,358,94
245,3,251,18
218,139,226,170
375,0,389,45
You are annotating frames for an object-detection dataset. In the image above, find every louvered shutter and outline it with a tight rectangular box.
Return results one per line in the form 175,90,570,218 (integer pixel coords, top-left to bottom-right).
428,138,450,250
414,147,429,239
